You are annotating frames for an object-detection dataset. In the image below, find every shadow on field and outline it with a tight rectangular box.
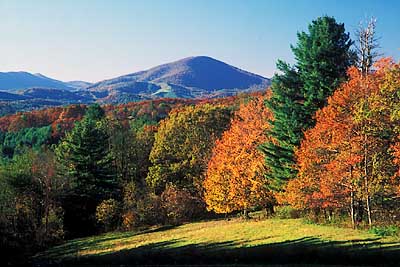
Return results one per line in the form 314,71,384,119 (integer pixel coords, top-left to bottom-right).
35,229,400,267
37,225,178,261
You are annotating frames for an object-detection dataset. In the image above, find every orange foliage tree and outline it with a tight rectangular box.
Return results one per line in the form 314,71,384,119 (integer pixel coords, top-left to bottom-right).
203,94,274,215
284,59,400,226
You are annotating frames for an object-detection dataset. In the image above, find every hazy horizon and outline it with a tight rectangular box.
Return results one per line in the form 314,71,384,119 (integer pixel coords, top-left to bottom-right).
1,0,399,82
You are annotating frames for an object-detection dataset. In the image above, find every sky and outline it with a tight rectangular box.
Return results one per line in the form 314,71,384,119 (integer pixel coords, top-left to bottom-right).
0,0,399,82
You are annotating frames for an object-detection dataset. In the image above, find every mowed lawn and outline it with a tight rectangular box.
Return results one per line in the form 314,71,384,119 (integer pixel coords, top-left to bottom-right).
34,218,400,266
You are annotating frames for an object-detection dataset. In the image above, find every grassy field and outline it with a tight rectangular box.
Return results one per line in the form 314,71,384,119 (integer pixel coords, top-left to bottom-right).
34,217,400,266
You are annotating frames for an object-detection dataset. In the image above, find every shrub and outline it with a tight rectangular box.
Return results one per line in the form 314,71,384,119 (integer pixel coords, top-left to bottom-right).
275,206,301,219
40,206,64,246
369,226,399,237
122,193,164,229
96,199,121,231
161,184,205,225
122,210,136,230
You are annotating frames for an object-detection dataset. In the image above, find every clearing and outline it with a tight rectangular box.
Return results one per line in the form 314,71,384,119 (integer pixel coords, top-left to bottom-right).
34,218,400,266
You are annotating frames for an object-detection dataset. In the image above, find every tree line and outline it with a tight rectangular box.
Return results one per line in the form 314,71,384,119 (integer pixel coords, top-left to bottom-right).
0,93,248,264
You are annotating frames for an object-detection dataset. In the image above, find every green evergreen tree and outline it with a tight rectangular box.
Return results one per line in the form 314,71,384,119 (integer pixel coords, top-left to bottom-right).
262,16,354,189
56,104,117,200
55,104,117,236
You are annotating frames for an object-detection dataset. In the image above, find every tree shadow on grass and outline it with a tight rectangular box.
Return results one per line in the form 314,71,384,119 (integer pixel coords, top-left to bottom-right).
35,225,178,261
35,235,400,266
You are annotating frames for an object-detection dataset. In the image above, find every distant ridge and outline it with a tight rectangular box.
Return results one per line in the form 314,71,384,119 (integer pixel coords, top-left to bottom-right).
87,56,270,102
0,56,270,114
0,72,73,91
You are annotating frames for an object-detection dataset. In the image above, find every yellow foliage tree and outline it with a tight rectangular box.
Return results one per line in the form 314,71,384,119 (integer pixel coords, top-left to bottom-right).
203,95,274,214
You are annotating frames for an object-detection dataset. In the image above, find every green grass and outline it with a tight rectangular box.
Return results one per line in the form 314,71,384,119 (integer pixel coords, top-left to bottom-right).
34,218,400,266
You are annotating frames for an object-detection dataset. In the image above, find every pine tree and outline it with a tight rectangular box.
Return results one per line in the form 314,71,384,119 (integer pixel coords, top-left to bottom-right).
56,104,117,200
262,16,354,189
262,61,305,189
56,104,117,237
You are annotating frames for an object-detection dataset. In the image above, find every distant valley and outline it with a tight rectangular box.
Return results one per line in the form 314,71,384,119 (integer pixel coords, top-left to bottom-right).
0,56,270,115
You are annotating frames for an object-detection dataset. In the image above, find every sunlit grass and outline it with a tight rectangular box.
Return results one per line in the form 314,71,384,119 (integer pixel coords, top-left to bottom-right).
35,218,400,266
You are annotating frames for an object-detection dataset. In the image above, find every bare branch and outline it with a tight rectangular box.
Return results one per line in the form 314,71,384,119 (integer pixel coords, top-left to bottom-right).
355,17,382,76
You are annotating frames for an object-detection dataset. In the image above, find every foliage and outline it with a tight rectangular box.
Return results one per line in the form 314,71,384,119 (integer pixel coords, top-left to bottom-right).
204,95,274,214
274,206,301,219
0,125,52,158
0,92,257,263
56,104,118,200
369,226,399,237
122,189,164,229
161,184,205,225
262,16,354,188
147,104,233,193
283,59,400,226
55,104,118,237
108,115,156,187
0,149,64,265
96,199,121,232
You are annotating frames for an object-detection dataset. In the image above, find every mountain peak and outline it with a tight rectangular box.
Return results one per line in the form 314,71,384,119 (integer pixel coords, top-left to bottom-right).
181,55,220,62
87,56,270,102
132,56,269,91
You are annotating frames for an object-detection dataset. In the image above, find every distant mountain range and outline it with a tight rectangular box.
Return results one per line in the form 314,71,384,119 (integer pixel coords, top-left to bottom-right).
0,72,76,91
0,56,270,114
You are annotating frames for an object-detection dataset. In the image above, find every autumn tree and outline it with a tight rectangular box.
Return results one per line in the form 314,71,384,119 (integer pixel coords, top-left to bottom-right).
204,95,274,216
284,59,400,227
108,112,156,188
109,114,157,227
353,17,382,225
0,149,64,264
147,104,232,194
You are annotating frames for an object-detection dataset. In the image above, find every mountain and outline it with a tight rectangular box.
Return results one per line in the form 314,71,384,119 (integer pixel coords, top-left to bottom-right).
88,56,270,102
66,80,93,90
0,72,74,91
0,56,270,114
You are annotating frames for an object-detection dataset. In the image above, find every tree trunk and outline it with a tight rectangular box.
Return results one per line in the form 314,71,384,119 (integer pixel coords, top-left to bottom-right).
265,203,274,216
350,190,355,229
364,133,372,227
349,166,356,229
243,208,249,219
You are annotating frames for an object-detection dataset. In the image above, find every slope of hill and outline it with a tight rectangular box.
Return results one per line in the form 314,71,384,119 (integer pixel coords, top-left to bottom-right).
66,80,93,90
0,72,73,91
0,91,31,101
19,88,94,102
129,56,269,91
34,217,400,266
87,56,270,101
0,99,72,117
0,88,95,116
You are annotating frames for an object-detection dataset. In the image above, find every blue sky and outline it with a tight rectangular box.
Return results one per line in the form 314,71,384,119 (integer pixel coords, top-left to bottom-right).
0,0,399,82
